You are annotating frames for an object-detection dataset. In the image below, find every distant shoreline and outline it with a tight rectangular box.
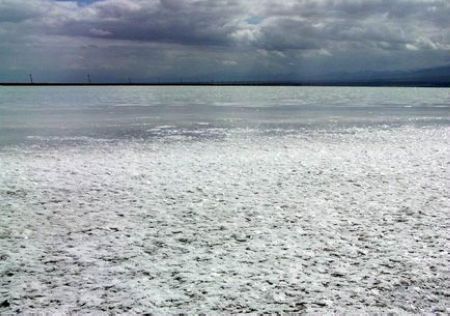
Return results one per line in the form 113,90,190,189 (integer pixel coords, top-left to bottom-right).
1,81,449,88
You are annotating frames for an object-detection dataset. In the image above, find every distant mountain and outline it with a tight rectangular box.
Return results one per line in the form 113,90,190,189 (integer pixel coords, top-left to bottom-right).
319,65,450,86
391,65,450,82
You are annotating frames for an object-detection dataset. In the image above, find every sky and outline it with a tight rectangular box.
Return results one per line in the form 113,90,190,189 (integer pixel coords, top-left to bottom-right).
0,0,449,82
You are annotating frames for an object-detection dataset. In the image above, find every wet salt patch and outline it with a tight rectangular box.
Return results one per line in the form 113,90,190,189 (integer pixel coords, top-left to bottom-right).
154,125,176,129
0,125,449,314
26,136,112,142
111,103,157,107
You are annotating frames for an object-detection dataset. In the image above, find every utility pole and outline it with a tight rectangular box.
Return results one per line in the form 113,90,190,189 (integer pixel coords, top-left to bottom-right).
29,74,34,84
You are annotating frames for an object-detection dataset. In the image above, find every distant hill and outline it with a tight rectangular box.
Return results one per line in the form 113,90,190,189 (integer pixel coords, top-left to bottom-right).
320,65,450,86
391,65,450,82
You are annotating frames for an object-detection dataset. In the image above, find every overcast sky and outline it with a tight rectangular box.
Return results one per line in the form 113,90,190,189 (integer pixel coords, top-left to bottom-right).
0,0,449,82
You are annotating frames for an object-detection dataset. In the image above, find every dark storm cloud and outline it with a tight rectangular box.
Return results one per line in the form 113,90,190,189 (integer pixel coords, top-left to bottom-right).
46,0,248,46
34,0,448,51
0,0,449,81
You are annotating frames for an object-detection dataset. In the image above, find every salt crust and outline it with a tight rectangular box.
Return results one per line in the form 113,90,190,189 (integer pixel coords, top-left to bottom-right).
0,126,449,313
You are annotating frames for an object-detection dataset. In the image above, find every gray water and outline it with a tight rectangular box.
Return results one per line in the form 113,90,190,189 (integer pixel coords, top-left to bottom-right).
0,86,449,146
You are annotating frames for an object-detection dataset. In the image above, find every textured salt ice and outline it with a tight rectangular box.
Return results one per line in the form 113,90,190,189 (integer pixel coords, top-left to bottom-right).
0,126,449,314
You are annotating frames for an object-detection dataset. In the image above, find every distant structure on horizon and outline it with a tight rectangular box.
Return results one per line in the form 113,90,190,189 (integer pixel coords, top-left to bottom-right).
1,64,449,87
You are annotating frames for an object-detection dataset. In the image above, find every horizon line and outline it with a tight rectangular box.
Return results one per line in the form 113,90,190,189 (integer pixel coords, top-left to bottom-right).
1,80,449,88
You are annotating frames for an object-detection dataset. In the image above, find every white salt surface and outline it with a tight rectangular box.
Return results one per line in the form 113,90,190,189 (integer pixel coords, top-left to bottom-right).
1,126,449,313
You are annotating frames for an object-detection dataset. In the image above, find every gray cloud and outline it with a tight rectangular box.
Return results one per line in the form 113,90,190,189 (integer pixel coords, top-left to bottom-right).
0,0,47,22
58,0,450,51
248,0,450,52
46,0,248,46
0,0,449,81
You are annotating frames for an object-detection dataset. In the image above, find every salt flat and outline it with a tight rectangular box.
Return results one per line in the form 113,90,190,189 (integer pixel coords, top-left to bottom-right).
1,124,449,313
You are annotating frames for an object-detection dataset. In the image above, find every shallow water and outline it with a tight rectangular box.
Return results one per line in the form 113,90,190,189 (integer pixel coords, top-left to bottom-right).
0,87,449,313
0,86,449,146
